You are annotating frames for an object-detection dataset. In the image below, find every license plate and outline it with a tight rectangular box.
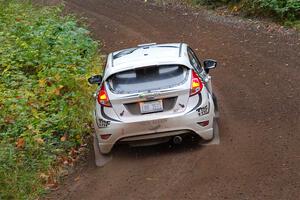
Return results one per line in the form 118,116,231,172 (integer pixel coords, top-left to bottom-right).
140,100,163,114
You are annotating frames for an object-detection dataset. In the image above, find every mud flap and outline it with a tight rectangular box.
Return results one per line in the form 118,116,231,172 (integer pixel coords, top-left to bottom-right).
93,134,112,167
213,93,220,119
202,118,220,145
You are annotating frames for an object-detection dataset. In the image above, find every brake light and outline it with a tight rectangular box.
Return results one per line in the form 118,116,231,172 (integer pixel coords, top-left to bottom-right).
190,70,203,96
98,84,111,107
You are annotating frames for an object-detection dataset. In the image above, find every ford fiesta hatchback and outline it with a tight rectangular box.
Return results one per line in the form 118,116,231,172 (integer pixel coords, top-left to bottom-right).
88,43,219,155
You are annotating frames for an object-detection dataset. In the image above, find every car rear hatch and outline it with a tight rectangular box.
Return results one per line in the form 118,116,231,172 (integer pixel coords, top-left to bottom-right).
105,64,191,122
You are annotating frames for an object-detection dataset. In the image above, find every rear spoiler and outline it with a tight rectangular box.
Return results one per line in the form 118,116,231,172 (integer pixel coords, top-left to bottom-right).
137,43,157,47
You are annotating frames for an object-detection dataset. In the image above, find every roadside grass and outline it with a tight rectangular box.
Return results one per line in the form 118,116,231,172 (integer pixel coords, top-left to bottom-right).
0,1,101,199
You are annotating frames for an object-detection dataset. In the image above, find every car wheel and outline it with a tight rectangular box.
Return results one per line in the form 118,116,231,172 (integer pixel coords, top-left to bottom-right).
93,134,112,167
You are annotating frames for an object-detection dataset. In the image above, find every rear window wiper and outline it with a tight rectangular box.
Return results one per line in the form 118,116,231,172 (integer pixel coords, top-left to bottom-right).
113,48,138,59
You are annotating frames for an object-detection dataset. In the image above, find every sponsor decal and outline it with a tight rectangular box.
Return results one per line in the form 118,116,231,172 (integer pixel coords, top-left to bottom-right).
97,118,111,128
196,102,210,116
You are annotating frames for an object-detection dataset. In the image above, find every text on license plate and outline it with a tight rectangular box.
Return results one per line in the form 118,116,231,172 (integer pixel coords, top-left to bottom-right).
140,100,163,114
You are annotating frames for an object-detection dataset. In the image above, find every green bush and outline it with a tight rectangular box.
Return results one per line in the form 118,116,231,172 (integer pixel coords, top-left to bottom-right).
187,0,300,24
242,0,300,21
0,1,100,199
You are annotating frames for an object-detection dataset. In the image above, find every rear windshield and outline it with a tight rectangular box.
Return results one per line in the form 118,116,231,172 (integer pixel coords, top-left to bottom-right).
108,65,188,94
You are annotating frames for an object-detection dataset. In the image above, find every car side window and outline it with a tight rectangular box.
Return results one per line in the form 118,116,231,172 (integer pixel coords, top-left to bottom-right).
187,47,203,74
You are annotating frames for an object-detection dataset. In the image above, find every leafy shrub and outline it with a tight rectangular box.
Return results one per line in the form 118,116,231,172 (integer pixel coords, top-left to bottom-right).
0,1,100,199
250,0,300,21
186,0,300,23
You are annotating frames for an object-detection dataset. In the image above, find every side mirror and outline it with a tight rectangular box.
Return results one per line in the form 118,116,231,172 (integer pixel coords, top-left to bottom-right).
88,75,102,85
203,59,217,73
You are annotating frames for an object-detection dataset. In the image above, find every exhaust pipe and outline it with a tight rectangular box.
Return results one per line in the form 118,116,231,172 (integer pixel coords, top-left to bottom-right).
173,136,183,144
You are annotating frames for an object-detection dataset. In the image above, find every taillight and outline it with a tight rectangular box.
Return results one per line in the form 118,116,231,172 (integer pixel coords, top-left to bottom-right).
98,84,111,107
190,70,203,96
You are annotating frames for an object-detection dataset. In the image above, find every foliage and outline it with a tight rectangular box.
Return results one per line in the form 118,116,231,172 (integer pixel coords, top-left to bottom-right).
242,0,300,22
0,1,100,199
186,0,300,25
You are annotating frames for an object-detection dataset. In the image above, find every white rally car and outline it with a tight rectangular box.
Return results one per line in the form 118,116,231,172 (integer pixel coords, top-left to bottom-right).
88,43,219,156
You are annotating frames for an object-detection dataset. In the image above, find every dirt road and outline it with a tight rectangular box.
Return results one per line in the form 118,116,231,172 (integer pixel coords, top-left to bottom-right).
48,0,300,199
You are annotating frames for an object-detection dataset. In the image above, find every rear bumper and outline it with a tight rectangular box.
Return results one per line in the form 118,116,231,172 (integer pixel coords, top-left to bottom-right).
94,105,214,154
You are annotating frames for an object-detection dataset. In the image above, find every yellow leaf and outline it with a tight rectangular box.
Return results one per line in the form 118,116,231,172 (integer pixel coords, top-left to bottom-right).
35,137,44,144
232,6,238,12
31,109,39,119
39,79,46,87
54,74,61,81
54,88,60,96
53,85,64,96
27,125,33,130
39,173,49,179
